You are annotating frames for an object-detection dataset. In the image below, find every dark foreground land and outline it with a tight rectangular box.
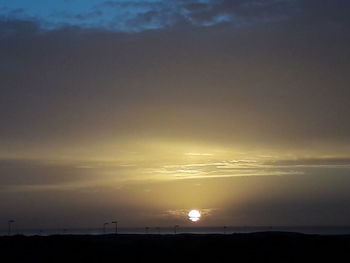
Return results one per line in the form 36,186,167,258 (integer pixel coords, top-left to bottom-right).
1,232,350,262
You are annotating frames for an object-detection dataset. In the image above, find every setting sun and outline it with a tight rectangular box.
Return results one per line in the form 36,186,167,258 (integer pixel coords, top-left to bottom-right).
188,210,201,222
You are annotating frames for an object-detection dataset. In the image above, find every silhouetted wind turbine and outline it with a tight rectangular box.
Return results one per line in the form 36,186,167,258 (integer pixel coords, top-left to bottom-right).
8,220,15,236
112,221,118,234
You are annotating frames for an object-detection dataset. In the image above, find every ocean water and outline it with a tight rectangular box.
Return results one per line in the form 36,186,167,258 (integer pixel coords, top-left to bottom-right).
2,226,350,236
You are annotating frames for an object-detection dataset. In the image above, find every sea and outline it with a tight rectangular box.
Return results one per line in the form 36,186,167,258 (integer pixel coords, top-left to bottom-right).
2,226,350,236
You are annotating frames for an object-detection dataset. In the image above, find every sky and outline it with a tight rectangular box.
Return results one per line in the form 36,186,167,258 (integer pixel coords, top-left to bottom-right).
1,0,350,230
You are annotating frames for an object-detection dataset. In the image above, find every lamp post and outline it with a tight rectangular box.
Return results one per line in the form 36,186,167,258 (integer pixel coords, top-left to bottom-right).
103,222,109,234
174,225,179,234
8,220,15,236
112,221,118,234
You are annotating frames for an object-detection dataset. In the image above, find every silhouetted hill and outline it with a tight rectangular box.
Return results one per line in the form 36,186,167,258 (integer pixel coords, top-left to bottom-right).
1,232,349,262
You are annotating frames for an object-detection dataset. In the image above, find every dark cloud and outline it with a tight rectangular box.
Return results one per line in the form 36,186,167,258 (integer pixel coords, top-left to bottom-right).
227,171,350,225
54,0,304,30
184,0,295,25
297,0,350,24
0,159,89,186
0,10,350,147
0,19,40,37
183,2,211,12
1,0,350,32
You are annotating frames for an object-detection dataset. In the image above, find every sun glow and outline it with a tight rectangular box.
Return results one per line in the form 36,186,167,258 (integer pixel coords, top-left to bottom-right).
188,210,201,222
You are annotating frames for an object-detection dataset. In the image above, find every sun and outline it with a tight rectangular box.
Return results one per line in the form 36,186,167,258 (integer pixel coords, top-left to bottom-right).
188,210,201,222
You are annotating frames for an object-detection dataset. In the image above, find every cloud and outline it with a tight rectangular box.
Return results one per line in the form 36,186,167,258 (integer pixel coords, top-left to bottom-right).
154,160,304,180
85,0,300,30
0,159,92,188
2,0,348,32
0,158,146,191
265,158,350,167
0,19,40,37
0,13,350,152
166,208,214,218
1,155,348,191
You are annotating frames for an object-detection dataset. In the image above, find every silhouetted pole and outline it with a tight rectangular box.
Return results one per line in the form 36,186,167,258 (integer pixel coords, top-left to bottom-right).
8,220,15,236
103,223,109,234
112,221,118,234
174,225,179,234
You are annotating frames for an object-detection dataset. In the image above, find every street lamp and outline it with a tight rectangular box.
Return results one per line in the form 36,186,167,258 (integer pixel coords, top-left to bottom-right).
103,222,109,234
8,220,15,236
111,221,118,234
174,225,179,234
